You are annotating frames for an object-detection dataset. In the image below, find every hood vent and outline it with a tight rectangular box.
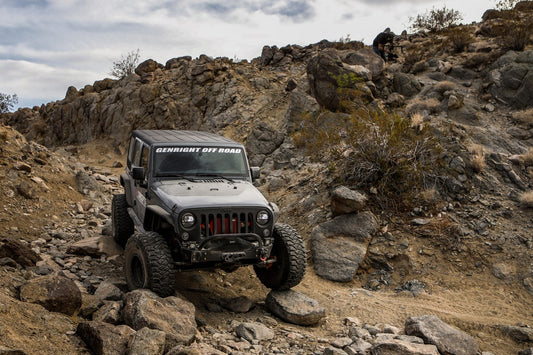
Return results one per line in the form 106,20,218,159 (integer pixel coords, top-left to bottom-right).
197,179,226,183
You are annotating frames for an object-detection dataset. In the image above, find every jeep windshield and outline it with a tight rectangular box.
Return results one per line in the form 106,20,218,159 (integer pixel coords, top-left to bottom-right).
154,146,248,179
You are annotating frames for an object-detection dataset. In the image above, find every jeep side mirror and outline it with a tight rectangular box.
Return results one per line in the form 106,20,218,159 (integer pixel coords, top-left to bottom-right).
132,166,146,181
250,167,260,180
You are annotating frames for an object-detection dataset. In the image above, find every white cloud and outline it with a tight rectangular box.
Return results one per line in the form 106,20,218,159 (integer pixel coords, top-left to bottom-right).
0,59,102,107
0,0,492,110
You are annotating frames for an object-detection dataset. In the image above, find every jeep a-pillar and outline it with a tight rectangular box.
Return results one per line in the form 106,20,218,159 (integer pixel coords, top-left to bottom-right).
112,130,306,297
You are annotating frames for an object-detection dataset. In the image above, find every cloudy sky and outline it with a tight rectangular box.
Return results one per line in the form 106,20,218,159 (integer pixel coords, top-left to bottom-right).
1,0,491,109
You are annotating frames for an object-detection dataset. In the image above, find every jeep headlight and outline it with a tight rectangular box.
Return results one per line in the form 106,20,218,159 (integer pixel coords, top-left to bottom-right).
181,213,196,228
256,210,270,225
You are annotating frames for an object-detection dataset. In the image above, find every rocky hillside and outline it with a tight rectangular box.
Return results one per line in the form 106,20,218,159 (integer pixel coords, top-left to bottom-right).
1,2,533,355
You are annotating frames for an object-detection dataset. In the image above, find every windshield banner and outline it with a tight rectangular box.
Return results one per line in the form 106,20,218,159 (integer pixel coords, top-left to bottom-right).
155,147,242,154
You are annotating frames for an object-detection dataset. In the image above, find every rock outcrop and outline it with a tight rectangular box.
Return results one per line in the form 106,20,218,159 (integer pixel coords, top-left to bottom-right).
122,290,197,348
489,50,533,109
405,315,479,355
266,290,326,326
19,274,82,316
312,212,378,282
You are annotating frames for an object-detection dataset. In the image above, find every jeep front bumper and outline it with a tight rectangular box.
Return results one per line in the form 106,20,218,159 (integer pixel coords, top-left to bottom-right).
177,233,273,267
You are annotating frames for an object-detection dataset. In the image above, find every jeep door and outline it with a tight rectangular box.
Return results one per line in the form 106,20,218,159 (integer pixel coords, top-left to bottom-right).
128,138,150,223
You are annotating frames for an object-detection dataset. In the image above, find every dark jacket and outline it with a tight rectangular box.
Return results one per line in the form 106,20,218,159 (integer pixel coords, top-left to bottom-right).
373,32,394,47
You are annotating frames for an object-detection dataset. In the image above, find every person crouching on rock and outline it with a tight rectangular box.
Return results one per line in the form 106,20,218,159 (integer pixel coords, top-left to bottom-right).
373,28,395,62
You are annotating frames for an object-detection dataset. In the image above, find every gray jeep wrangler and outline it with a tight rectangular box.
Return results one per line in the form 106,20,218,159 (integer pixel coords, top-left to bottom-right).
112,130,306,297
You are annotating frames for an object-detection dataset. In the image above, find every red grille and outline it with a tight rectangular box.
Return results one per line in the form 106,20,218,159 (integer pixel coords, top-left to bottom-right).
200,212,253,236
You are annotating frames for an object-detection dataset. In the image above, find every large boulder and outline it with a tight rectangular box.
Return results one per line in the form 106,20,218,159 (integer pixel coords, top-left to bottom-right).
392,73,422,97
76,321,135,355
405,315,479,355
489,50,533,109
122,290,196,349
127,327,166,355
311,212,378,282
330,186,367,215
245,122,285,166
307,49,371,111
92,301,122,324
266,290,326,326
135,59,161,77
498,324,533,342
66,236,122,258
19,275,82,316
234,322,275,342
261,45,277,66
339,47,385,78
370,339,439,355
0,239,41,267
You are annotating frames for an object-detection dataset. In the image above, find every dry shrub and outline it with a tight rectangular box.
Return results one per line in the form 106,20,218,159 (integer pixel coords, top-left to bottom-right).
406,98,441,116
109,49,140,79
409,6,463,32
0,93,18,114
419,188,440,204
332,36,365,51
445,27,473,53
410,112,424,127
411,60,428,74
497,17,533,50
468,143,486,173
434,81,456,95
520,191,533,208
496,0,521,11
292,110,344,161
416,216,464,252
512,109,533,127
520,147,533,166
463,53,496,69
340,110,442,206
403,45,426,73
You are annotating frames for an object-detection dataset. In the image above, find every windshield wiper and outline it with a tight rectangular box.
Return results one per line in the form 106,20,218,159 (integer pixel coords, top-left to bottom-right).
157,174,196,182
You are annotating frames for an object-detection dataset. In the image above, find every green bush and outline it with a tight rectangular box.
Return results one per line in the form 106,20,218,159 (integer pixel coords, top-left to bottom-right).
409,6,463,32
292,107,442,208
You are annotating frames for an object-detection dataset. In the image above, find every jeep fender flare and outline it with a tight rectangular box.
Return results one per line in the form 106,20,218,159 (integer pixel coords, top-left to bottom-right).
120,173,134,206
143,205,174,231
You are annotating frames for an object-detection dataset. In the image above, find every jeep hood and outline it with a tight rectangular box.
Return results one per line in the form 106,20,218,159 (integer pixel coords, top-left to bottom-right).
152,180,270,210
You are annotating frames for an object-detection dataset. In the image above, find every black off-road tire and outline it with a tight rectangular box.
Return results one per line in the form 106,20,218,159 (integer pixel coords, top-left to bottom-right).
124,231,175,297
112,194,134,247
254,223,306,290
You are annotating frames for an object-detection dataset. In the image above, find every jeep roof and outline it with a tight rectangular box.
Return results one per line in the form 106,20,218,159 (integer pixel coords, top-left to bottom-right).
132,130,242,146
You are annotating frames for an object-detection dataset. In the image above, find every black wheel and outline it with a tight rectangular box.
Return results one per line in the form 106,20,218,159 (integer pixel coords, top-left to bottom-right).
124,232,175,297
112,194,134,247
254,223,306,290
